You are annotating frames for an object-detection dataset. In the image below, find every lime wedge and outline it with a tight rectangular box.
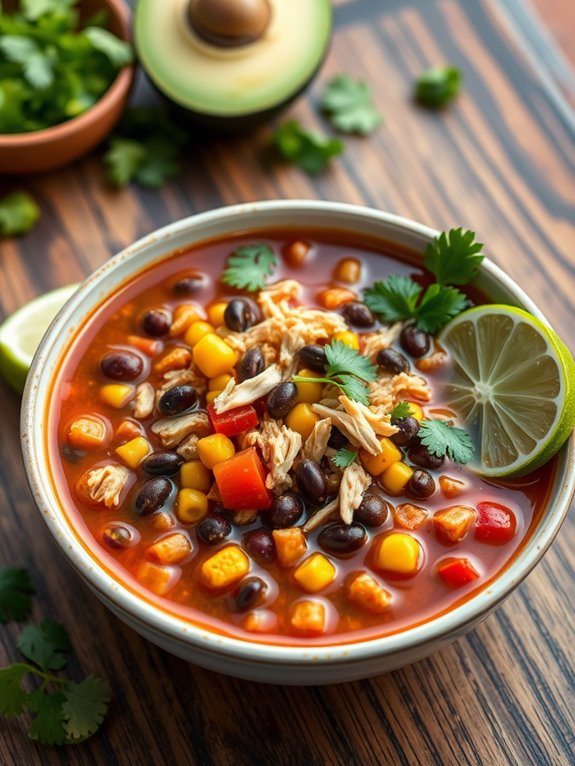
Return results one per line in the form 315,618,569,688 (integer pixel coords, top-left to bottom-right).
0,284,78,394
438,305,575,477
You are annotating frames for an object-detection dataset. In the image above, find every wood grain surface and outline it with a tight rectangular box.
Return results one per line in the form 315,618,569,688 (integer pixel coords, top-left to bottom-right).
1,1,574,764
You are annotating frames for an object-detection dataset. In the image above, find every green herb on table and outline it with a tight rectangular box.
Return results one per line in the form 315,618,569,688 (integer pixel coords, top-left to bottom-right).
293,340,377,406
419,419,475,464
389,401,412,420
414,66,462,109
0,567,34,622
0,0,132,134
0,192,40,237
104,108,189,189
221,244,277,292
331,447,359,470
321,74,382,135
273,120,344,174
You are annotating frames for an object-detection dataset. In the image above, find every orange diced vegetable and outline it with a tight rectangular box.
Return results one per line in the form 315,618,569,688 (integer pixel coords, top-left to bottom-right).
283,240,311,267
200,545,250,590
433,505,476,544
317,287,357,310
151,512,176,532
439,475,466,499
416,350,449,372
67,416,109,450
127,335,163,357
334,257,362,284
289,600,326,635
213,447,271,511
114,419,143,442
147,533,192,565
153,346,192,375
347,572,392,614
273,528,308,567
437,557,480,588
393,503,429,530
136,561,180,596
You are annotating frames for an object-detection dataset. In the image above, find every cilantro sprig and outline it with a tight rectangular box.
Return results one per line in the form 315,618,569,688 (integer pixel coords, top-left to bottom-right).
0,567,34,622
272,120,344,174
293,340,376,406
321,75,382,135
221,244,277,292
419,419,475,464
389,401,412,420
415,66,462,108
331,448,358,469
0,192,40,237
364,228,484,332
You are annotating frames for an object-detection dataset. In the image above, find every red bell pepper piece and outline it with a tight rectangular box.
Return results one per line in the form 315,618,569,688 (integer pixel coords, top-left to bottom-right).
213,447,272,511
437,557,480,588
207,403,258,437
474,501,516,545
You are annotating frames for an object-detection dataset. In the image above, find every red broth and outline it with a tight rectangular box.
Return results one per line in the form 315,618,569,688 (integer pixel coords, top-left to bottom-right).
47,230,555,646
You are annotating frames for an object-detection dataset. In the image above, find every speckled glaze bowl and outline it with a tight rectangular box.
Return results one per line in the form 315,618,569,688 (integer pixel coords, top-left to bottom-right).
21,201,575,684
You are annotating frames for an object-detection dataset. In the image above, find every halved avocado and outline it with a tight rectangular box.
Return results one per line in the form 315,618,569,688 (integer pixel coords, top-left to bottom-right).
134,0,332,131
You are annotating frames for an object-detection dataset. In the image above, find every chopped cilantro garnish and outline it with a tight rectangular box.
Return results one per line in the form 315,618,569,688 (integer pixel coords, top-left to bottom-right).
363,275,422,323
221,244,277,292
331,448,359,469
0,192,40,237
273,120,344,174
321,75,382,135
415,66,462,108
389,402,412,420
424,227,485,286
293,340,376,405
418,419,475,464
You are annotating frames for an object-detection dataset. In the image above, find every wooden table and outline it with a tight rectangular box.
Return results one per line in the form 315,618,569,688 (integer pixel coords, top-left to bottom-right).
1,1,574,763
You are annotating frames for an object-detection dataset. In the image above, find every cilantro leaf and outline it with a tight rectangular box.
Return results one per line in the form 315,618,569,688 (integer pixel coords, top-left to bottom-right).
424,228,485,286
84,27,133,68
104,138,147,186
331,448,358,469
363,275,422,322
336,374,371,405
221,244,277,292
321,75,382,135
0,567,35,623
27,690,67,746
415,284,468,333
0,192,40,237
273,120,343,174
415,66,462,108
17,620,71,671
419,419,475,464
389,402,412,420
324,340,377,383
21,0,75,20
62,676,111,742
0,664,30,716
0,37,54,89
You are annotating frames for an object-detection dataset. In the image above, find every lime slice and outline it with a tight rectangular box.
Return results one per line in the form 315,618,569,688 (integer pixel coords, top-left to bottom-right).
0,284,78,394
438,305,575,477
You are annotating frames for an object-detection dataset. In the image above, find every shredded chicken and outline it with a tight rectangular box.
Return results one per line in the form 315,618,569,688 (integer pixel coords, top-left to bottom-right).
258,280,301,319
369,371,431,408
151,411,210,448
362,324,402,360
133,382,155,419
339,462,372,524
302,418,332,463
157,365,207,399
176,434,199,460
339,396,398,437
303,498,339,532
254,419,302,492
213,365,282,413
79,465,131,508
312,400,382,455
238,428,260,451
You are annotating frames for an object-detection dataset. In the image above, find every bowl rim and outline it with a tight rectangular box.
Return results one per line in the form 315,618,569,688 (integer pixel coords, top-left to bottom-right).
0,0,134,148
21,200,575,666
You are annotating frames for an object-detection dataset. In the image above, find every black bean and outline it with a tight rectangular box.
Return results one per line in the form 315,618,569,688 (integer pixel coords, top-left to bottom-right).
134,478,172,516
267,493,304,529
102,524,138,549
266,382,298,419
61,445,86,463
173,274,205,295
341,302,375,328
355,492,390,527
234,576,268,611
101,351,143,381
400,325,430,358
409,469,436,498
197,513,232,545
295,459,328,506
224,298,259,332
390,416,420,447
318,523,367,555
327,427,348,450
409,442,445,470
157,385,197,416
237,347,265,382
377,348,410,375
141,451,183,476
243,529,275,563
141,308,171,338
298,344,327,373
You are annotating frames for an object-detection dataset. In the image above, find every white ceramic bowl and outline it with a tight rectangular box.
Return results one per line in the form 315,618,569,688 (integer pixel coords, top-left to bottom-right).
21,201,575,685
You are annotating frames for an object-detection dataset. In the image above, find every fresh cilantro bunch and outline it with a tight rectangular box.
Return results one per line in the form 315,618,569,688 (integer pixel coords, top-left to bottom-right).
0,191,40,237
221,244,277,292
321,75,382,135
0,0,133,134
415,66,462,109
419,418,475,464
0,565,111,746
293,340,377,406
364,228,484,332
272,120,343,174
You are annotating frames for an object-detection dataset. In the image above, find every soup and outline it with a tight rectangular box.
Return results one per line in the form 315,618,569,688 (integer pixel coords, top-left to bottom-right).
48,230,555,646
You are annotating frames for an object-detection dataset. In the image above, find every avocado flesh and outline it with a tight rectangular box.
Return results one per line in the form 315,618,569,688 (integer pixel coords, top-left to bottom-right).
135,0,332,118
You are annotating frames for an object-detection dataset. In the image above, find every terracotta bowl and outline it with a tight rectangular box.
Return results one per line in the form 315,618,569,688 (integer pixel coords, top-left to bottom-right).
0,0,134,175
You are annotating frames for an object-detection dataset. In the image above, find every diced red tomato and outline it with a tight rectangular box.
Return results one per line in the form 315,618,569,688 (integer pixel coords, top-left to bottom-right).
474,501,516,545
207,403,258,437
437,557,480,588
213,447,272,511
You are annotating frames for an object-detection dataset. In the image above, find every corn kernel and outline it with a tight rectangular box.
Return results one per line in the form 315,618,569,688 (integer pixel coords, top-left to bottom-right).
200,545,250,590
180,460,211,492
374,533,421,576
177,488,208,524
381,461,414,494
193,333,238,378
405,402,424,420
334,257,362,284
333,331,360,350
67,416,109,450
347,572,392,614
170,304,202,337
294,553,336,593
115,436,151,468
209,374,233,391
198,433,235,469
317,287,357,310
147,533,192,565
205,390,222,404
273,528,308,567
290,600,326,635
184,321,215,348
295,368,324,404
360,437,402,476
136,561,180,596
207,301,228,327
285,403,319,440
100,384,134,409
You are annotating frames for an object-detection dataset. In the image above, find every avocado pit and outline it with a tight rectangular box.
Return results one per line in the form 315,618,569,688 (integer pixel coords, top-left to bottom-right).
187,0,272,47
